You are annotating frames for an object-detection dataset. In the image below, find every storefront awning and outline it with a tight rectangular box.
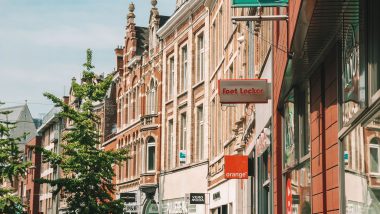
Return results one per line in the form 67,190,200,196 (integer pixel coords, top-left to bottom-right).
279,0,359,104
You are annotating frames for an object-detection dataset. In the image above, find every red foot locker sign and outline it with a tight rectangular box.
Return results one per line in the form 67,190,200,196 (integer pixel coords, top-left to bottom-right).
218,79,270,104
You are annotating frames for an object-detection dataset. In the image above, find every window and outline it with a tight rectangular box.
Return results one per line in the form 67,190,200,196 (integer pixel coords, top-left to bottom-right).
168,57,174,99
212,23,216,70
343,112,380,212
197,106,204,161
197,34,205,83
147,79,157,114
132,89,136,120
181,46,188,92
285,162,311,214
125,96,128,124
341,2,365,125
218,9,223,61
147,138,155,171
369,138,380,174
283,84,311,168
168,120,173,169
217,99,222,154
118,99,122,128
211,99,215,157
180,113,187,151
283,90,296,168
368,0,380,101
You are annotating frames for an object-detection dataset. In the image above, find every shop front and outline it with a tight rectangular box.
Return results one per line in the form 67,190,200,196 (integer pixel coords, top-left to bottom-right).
208,180,236,214
339,0,380,213
119,190,140,214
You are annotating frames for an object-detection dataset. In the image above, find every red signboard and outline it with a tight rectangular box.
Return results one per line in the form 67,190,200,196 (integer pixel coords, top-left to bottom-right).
218,79,270,104
286,176,292,214
224,155,248,179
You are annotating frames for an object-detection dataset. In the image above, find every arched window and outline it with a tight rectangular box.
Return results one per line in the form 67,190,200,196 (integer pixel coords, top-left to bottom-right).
148,79,157,114
369,137,380,174
147,137,155,172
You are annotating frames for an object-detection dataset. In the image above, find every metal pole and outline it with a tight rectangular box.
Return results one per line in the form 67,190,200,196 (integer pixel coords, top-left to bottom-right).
232,15,288,22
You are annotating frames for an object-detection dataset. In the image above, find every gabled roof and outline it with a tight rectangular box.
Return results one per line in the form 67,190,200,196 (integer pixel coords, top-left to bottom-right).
159,15,171,27
136,26,149,55
0,105,26,123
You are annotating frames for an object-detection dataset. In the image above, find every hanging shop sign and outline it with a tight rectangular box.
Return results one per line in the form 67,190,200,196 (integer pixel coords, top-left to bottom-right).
232,0,288,7
286,177,292,214
224,155,248,179
218,79,270,104
120,192,137,203
179,150,187,163
188,193,206,204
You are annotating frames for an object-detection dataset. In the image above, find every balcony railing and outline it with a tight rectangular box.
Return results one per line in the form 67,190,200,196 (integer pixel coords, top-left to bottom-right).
140,114,158,131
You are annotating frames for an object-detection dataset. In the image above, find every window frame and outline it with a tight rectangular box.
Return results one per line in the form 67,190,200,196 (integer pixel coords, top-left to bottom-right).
369,138,380,175
168,119,174,169
180,45,188,93
197,33,205,83
282,83,311,171
147,138,156,172
180,113,187,151
197,105,204,161
168,56,175,99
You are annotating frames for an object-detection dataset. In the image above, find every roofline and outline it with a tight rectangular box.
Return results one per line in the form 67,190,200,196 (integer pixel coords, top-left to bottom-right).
157,0,204,38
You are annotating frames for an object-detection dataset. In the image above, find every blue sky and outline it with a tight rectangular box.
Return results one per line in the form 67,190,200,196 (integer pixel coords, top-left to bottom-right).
0,0,175,118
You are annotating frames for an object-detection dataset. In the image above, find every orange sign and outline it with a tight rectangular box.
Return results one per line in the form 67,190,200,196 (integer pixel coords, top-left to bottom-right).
286,176,292,214
224,155,248,179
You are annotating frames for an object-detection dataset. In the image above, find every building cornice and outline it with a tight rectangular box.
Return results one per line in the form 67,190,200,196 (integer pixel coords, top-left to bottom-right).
157,0,204,38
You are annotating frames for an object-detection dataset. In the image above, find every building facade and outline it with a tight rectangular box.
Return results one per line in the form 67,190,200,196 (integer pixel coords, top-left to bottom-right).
157,0,209,213
19,136,42,214
102,2,169,213
36,106,63,214
271,0,380,213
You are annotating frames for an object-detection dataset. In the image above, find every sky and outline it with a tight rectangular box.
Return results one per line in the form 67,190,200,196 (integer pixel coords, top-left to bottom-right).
0,0,175,118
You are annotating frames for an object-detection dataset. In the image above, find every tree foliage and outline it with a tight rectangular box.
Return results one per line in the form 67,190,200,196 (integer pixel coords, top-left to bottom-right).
36,49,128,214
0,102,30,213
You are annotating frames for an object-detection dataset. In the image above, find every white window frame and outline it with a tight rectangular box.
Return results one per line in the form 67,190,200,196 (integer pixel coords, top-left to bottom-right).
181,45,188,92
168,120,174,169
180,113,187,151
169,56,175,99
147,138,155,172
369,140,380,175
197,105,204,161
197,33,205,83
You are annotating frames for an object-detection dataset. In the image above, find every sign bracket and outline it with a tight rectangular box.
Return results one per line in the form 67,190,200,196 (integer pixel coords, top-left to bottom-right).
232,15,288,22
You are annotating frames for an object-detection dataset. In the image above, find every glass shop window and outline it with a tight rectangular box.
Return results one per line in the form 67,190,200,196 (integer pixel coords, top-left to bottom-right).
283,90,296,169
285,162,311,214
344,111,380,213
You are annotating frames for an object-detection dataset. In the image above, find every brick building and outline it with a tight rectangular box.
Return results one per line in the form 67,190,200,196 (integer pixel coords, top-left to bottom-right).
36,106,63,214
21,136,42,214
157,0,209,213
102,2,169,213
271,0,380,213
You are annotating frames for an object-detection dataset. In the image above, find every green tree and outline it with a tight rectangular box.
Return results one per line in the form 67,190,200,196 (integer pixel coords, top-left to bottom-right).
36,49,128,214
0,102,30,213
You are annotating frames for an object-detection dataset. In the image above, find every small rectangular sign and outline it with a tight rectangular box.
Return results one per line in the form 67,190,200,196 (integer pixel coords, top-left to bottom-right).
213,192,221,200
218,79,269,104
120,192,136,203
189,193,206,204
232,0,288,7
179,150,186,163
224,155,248,179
